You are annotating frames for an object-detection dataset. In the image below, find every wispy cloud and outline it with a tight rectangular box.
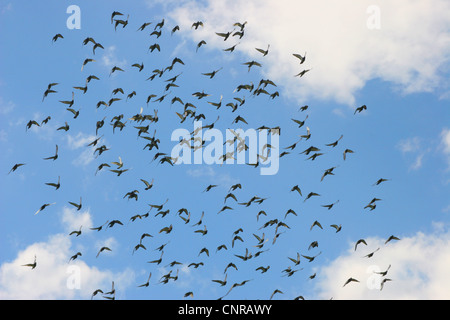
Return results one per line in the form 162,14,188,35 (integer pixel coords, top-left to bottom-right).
60,206,94,235
101,45,127,70
0,97,15,115
186,166,239,188
397,137,427,171
66,132,99,167
440,128,450,170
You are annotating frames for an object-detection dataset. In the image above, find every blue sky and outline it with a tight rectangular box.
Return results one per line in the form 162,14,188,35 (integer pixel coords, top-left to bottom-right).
1,0,450,300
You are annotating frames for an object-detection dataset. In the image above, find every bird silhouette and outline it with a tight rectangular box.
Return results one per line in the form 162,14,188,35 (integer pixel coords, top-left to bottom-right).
68,197,82,211
45,176,60,190
43,145,59,161
8,163,25,174
22,255,37,269
343,277,360,287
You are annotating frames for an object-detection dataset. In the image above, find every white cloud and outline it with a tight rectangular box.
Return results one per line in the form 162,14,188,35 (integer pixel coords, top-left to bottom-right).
60,206,94,235
101,45,127,70
440,128,450,169
165,0,450,106
66,132,99,167
397,137,427,171
0,129,7,142
0,234,112,299
397,137,421,154
0,207,132,299
313,228,450,299
0,97,15,114
186,166,239,187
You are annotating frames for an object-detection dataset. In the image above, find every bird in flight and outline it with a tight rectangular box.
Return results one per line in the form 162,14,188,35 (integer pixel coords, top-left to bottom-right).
293,52,307,64
52,33,64,42
8,163,25,174
35,203,56,215
45,176,61,190
68,197,82,211
354,105,367,114
373,178,390,186
22,255,37,269
343,277,360,287
43,145,59,161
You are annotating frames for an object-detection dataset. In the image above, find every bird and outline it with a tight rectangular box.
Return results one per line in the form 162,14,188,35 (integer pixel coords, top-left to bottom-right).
68,197,82,211
203,184,218,192
291,115,308,128
321,167,338,182
343,278,360,287
196,40,206,52
354,105,367,114
110,66,125,76
22,255,37,269
373,178,391,186
202,68,223,79
114,14,129,30
191,21,204,29
45,176,61,190
198,247,209,257
212,274,227,286
294,69,311,77
96,246,112,258
242,60,262,72
310,220,323,231
66,108,80,119
140,178,155,190
343,149,354,160
137,272,152,287
69,226,82,237
137,22,152,31
43,145,58,161
321,200,339,210
148,43,161,52
132,243,147,255
52,33,64,42
159,224,173,234
92,42,104,55
374,264,391,277
42,84,58,102
111,11,123,24
57,122,70,132
301,252,322,262
256,265,270,273
270,289,283,300
325,135,343,147
81,58,95,71
304,192,320,202
380,278,393,291
293,52,307,64
69,252,82,262
364,248,380,258
35,203,56,215
385,235,401,244
171,25,180,35
330,224,342,233
354,239,367,251
215,31,232,41
288,252,301,266
255,44,270,56
107,220,124,229
8,163,25,174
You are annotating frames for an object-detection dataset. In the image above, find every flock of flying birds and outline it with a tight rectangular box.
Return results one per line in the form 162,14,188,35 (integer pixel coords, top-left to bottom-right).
10,11,401,300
